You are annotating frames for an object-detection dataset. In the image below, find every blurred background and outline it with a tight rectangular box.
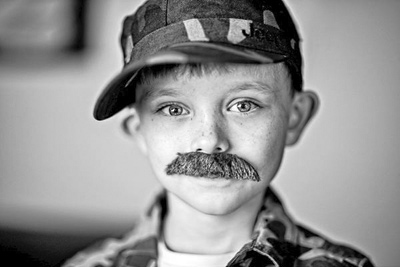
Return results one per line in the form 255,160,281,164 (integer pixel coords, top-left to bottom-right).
0,0,399,266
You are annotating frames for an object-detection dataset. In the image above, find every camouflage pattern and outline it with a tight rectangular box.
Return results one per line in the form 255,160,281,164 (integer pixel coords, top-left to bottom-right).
61,187,374,267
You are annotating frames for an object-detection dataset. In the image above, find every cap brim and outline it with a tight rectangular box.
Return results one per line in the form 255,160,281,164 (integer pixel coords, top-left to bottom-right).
93,42,287,120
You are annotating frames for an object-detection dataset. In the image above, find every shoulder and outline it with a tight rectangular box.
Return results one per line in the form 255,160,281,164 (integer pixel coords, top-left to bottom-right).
60,236,128,267
60,195,163,267
293,224,374,267
60,222,155,267
262,188,374,266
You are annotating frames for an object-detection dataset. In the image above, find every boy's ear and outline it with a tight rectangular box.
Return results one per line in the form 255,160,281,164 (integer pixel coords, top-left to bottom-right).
121,107,148,155
286,90,320,146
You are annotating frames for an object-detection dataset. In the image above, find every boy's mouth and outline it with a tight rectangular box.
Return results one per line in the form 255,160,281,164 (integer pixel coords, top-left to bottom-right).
165,152,260,182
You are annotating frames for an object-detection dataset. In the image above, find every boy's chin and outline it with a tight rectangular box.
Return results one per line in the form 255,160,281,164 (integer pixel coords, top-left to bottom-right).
186,198,242,216
175,190,258,216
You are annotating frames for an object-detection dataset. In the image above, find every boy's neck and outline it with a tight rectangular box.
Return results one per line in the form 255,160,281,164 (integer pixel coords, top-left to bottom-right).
162,191,265,255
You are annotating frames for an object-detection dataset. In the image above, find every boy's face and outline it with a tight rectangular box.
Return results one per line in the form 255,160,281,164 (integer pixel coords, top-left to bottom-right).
129,64,308,215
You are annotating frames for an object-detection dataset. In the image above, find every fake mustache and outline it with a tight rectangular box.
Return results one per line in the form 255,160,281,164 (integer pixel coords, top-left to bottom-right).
165,152,260,182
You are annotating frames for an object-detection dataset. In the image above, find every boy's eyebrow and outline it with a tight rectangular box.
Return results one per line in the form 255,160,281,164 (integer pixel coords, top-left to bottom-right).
230,81,276,95
138,87,181,103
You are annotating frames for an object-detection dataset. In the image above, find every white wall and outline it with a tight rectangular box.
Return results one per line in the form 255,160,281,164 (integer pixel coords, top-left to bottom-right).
0,1,399,265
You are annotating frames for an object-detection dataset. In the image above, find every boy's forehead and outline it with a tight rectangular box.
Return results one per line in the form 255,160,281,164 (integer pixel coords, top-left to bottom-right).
138,63,288,87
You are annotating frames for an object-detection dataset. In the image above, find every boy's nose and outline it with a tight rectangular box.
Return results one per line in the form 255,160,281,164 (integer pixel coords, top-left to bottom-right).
190,114,230,154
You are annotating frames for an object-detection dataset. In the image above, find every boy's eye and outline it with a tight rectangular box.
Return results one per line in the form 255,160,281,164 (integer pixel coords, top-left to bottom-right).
229,100,259,113
159,104,189,116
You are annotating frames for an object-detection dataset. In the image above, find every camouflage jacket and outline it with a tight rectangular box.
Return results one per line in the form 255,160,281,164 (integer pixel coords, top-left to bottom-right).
61,187,374,267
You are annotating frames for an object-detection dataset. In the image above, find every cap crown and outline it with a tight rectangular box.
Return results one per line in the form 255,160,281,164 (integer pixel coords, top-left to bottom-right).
120,0,301,66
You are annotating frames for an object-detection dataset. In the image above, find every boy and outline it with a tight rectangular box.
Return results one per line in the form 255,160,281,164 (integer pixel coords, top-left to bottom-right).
63,0,373,266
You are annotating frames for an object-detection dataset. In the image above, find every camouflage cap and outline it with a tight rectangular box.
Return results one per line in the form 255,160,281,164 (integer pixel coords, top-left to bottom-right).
94,0,302,120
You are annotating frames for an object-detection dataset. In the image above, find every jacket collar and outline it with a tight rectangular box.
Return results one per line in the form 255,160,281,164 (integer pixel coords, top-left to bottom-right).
116,187,307,267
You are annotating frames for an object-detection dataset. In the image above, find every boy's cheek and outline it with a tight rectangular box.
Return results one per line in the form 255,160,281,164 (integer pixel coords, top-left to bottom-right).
244,129,287,175
144,141,181,175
